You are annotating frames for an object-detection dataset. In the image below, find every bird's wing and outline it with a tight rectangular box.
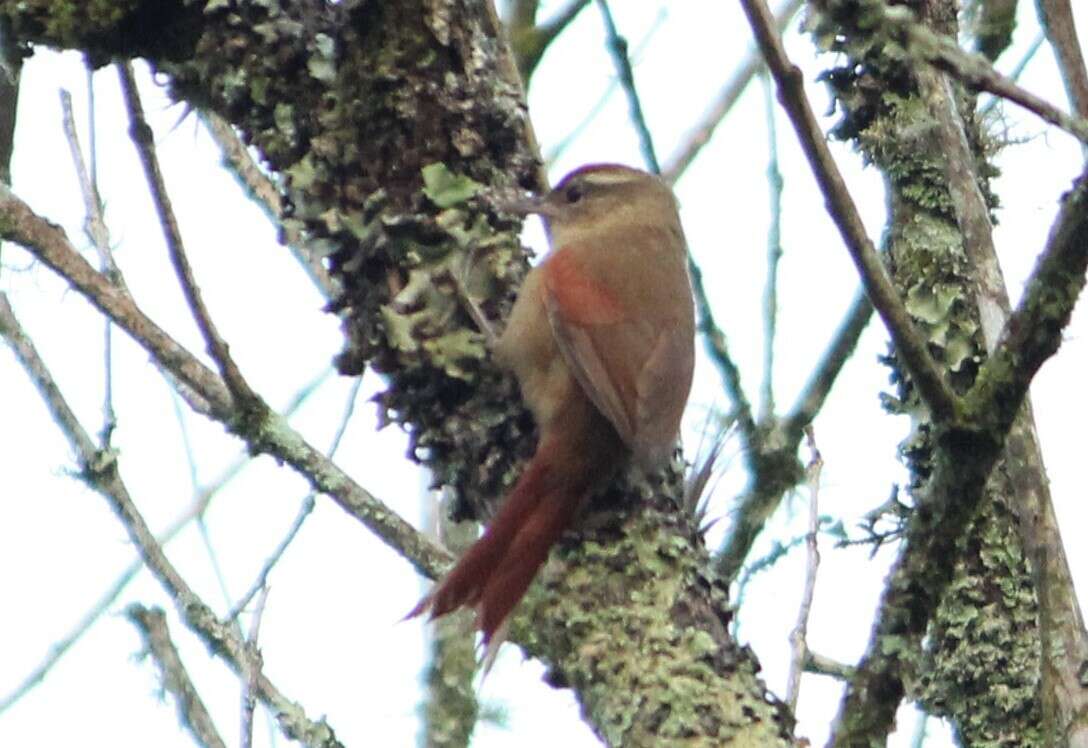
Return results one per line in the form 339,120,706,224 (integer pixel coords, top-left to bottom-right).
540,246,692,467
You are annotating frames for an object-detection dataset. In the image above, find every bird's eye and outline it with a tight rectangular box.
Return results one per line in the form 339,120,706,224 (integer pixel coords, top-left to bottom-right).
565,185,584,204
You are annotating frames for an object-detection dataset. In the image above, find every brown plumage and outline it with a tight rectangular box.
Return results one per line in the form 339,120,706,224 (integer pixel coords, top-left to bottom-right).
410,163,695,648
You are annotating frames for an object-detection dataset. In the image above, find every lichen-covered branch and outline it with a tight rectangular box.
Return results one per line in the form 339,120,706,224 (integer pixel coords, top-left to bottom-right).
0,185,450,578
739,0,958,424
0,293,342,748
802,0,1088,744
0,1,796,743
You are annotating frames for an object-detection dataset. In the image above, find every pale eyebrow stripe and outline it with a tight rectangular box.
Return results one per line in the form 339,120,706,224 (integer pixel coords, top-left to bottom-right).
580,169,641,187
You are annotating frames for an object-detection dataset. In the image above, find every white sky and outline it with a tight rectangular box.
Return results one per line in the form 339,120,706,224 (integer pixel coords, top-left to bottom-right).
1,2,1085,747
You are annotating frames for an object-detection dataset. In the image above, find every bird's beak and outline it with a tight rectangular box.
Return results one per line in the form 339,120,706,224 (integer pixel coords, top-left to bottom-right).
495,192,557,218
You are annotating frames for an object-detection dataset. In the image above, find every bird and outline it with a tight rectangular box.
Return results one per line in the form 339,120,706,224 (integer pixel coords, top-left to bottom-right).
410,163,695,652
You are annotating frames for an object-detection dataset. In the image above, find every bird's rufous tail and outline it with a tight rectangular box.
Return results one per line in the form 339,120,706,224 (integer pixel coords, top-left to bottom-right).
409,437,592,643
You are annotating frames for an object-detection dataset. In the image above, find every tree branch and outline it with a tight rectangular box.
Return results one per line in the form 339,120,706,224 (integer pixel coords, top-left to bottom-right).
1035,0,1088,122
128,604,228,748
740,0,959,423
0,185,449,578
118,62,258,407
0,294,342,748
662,0,804,184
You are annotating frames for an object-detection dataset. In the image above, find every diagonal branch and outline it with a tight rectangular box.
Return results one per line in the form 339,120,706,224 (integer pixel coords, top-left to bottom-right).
0,184,449,579
0,294,340,748
0,369,330,715
965,170,1088,434
662,0,804,184
867,0,1088,142
1035,0,1088,122
117,62,257,408
200,111,340,300
740,0,958,423
128,604,228,748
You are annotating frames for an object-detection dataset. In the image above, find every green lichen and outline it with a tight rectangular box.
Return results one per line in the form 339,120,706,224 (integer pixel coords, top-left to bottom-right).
422,163,483,209
510,501,791,746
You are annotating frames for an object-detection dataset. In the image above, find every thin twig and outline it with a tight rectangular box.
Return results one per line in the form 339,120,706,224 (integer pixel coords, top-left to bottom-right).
594,0,660,172
117,62,257,406
0,295,344,748
0,185,449,577
240,586,270,748
227,377,360,622
543,12,667,166
61,80,119,445
1035,0,1088,122
662,0,803,184
870,0,1088,143
804,651,855,680
128,604,228,748
593,4,759,443
228,495,316,623
786,428,823,711
59,89,120,283
739,0,958,422
759,71,782,421
0,368,330,714
782,289,873,437
690,259,759,446
978,31,1046,119
200,111,340,300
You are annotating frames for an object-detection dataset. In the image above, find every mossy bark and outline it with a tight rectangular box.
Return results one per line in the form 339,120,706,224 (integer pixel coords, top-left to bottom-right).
0,1,796,744
812,0,1062,743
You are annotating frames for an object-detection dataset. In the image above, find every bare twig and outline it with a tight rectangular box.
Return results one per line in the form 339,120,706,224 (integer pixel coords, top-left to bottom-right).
662,0,803,184
689,259,759,445
804,650,855,681
228,378,359,622
978,31,1046,118
200,111,340,300
0,368,330,714
594,0,660,172
739,0,958,422
128,604,228,748
543,13,666,166
0,185,449,578
117,62,257,406
785,428,822,711
1035,0,1088,122
782,289,873,437
240,586,270,748
0,294,344,748
759,71,782,421
59,89,120,282
61,79,119,445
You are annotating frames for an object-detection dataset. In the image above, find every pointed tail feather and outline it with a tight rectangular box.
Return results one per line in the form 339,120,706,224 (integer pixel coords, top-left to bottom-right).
408,439,572,625
475,489,583,641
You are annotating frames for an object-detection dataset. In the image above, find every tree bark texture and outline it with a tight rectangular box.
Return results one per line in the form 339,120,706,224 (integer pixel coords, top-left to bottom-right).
812,0,1087,743
0,1,796,744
